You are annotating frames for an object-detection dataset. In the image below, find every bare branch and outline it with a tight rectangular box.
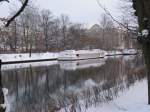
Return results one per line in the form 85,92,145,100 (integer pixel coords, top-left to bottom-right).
96,0,136,32
5,0,29,27
0,0,9,2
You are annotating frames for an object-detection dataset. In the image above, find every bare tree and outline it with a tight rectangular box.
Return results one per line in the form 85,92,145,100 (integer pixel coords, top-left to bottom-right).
0,0,29,27
8,19,18,52
51,18,61,50
40,9,53,51
68,23,85,49
59,14,70,49
18,5,40,56
99,13,118,50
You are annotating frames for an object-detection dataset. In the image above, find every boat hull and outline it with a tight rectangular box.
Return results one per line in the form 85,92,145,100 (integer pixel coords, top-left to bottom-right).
58,49,106,61
58,53,103,61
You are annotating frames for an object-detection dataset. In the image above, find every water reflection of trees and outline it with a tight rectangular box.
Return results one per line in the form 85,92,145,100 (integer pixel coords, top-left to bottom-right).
0,66,5,112
1,56,146,112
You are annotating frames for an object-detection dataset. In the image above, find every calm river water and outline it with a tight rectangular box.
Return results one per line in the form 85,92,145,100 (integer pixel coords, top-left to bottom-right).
1,55,147,112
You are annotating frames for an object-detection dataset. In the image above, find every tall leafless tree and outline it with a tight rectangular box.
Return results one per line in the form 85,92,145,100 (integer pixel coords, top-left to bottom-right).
40,9,53,51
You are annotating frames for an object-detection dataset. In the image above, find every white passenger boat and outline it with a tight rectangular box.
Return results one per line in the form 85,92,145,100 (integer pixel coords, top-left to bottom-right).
58,49,106,61
106,51,122,56
59,58,106,70
122,49,138,55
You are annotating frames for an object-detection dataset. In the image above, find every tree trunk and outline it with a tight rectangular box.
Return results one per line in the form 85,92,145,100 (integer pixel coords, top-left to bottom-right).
132,0,150,105
148,68,150,104
14,21,17,52
29,44,32,57
142,41,150,104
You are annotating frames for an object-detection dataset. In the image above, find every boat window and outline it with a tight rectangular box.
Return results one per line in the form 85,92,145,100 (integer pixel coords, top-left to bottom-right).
76,54,79,57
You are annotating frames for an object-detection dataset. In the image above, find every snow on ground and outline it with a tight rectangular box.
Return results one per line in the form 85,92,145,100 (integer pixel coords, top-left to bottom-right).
86,79,150,112
0,49,138,63
0,52,58,62
0,52,137,71
59,79,150,112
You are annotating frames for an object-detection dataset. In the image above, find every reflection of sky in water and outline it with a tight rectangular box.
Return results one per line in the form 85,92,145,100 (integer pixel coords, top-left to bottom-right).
1,55,147,112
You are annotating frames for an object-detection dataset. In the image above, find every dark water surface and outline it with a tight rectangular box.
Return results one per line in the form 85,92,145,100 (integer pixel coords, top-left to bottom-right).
1,55,147,112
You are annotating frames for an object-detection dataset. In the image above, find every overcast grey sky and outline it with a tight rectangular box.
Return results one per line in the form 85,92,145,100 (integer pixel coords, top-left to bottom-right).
0,0,121,26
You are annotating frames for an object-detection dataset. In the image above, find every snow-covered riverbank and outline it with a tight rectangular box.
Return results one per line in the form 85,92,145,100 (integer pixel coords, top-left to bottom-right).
0,49,139,63
59,80,150,112
86,80,150,112
0,52,58,63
